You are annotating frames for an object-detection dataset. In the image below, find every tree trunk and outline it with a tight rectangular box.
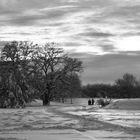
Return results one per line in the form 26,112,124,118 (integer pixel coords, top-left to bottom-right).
43,98,50,105
42,88,51,106
42,93,50,105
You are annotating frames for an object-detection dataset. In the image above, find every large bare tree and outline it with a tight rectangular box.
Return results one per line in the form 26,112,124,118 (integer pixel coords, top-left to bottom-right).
33,43,83,105
0,41,83,107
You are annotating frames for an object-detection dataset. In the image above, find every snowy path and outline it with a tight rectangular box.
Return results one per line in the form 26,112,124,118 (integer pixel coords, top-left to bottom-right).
0,102,140,140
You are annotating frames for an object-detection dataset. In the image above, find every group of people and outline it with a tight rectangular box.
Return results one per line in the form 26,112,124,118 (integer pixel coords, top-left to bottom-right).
88,98,94,105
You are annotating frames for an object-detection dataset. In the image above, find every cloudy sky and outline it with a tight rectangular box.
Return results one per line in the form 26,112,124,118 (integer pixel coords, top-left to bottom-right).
0,0,140,85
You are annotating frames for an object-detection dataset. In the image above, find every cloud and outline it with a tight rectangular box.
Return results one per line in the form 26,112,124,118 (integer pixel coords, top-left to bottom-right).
108,4,140,18
79,31,114,38
1,0,140,84
0,5,78,26
79,53,140,84
0,0,18,7
61,0,79,3
62,42,83,47
99,44,115,52
115,36,140,51
39,5,77,11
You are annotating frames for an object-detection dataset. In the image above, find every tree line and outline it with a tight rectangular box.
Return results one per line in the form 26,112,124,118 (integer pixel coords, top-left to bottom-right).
0,41,139,108
0,41,83,108
82,73,140,99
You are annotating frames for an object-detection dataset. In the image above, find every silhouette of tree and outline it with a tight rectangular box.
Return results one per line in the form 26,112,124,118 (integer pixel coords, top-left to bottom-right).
0,41,36,108
115,73,138,98
32,43,83,105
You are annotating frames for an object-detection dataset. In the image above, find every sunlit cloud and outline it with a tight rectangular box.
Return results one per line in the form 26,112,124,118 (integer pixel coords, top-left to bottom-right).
116,36,140,51
39,5,77,11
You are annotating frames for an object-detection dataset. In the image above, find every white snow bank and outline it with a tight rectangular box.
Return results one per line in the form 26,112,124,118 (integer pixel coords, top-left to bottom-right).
105,98,140,110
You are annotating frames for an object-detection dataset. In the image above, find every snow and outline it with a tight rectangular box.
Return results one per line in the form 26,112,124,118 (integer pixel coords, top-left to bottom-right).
0,99,140,140
0,130,93,140
64,99,140,128
105,99,140,110
0,129,137,140
0,107,79,130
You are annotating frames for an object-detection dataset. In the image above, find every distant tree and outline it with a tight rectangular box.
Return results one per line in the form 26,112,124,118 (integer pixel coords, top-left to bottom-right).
0,61,10,107
82,84,112,98
55,73,82,103
115,73,138,98
60,57,82,103
66,73,82,104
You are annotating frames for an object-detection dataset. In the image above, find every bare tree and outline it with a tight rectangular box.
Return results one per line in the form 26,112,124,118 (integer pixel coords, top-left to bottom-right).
0,41,36,107
33,43,83,105
0,41,83,107
115,73,138,98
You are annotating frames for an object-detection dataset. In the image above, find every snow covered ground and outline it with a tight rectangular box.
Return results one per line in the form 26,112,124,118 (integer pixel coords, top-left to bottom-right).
67,109,140,128
56,98,140,128
0,107,79,130
0,129,137,140
0,99,140,140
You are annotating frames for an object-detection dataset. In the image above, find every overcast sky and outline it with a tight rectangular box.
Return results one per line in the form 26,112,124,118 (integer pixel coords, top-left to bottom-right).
0,0,140,85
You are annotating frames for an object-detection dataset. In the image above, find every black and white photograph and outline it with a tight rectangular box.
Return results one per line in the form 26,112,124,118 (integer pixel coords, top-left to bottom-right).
0,0,140,139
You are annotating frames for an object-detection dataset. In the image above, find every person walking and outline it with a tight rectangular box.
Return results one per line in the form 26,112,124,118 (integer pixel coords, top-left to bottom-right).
91,98,95,105
88,99,91,105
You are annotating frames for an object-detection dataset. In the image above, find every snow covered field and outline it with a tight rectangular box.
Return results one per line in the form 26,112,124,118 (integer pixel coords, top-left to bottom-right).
0,107,79,130
0,99,140,140
67,108,140,128
65,98,140,128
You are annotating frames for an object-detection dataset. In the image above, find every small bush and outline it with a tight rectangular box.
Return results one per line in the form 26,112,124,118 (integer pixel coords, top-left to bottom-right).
96,98,111,107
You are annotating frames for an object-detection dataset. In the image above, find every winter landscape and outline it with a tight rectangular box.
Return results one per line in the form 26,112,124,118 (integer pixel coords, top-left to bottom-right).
1,0,140,139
